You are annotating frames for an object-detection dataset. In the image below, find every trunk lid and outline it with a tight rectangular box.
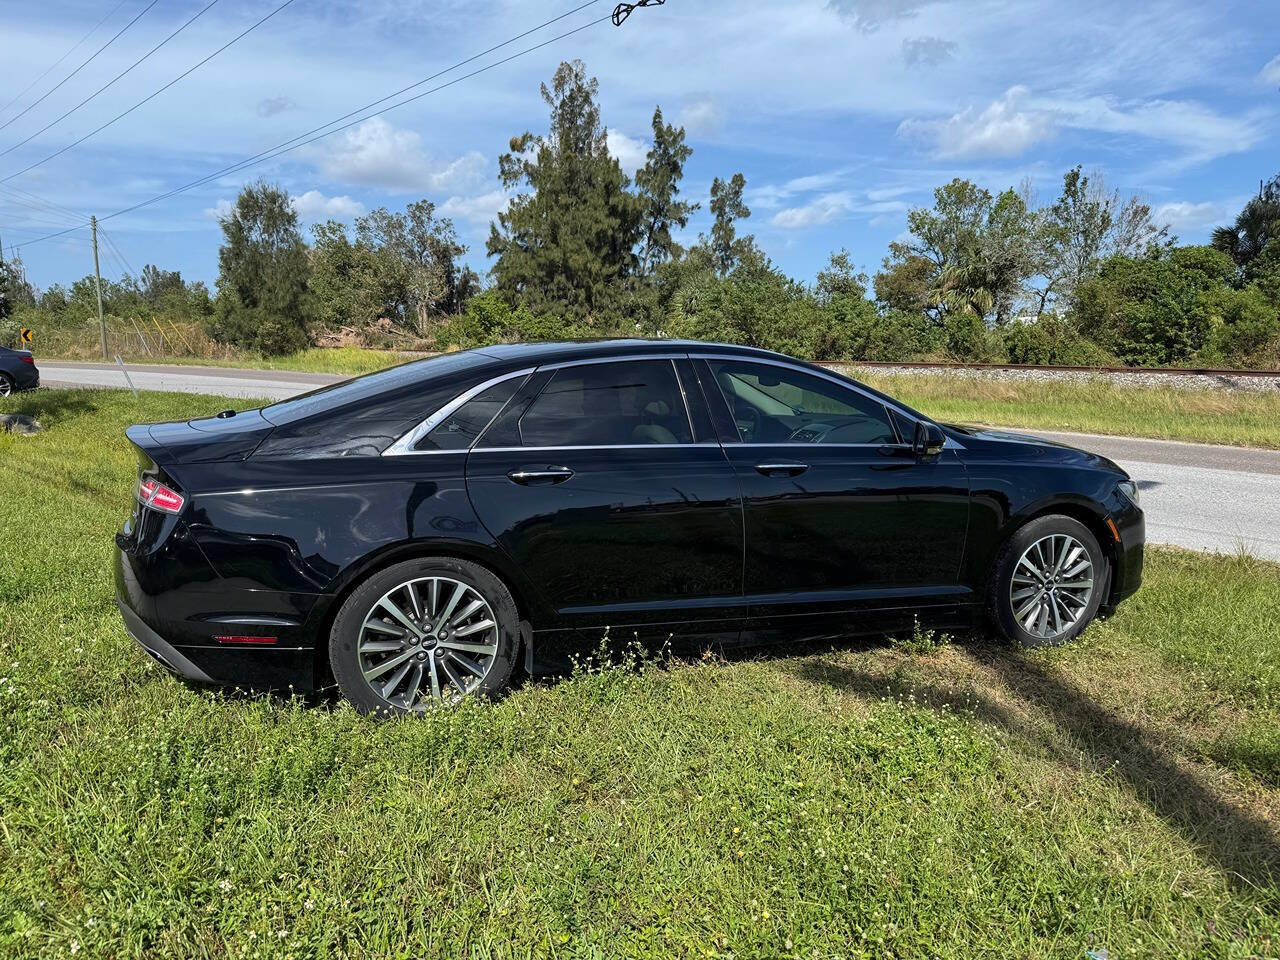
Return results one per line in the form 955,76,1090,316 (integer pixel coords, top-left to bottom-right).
126,410,274,464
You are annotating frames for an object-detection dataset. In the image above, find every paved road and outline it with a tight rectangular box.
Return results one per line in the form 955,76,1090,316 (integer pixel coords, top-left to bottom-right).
36,360,1280,561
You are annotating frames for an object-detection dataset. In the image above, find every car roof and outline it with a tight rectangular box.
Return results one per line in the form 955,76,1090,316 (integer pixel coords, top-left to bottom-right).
469,339,791,367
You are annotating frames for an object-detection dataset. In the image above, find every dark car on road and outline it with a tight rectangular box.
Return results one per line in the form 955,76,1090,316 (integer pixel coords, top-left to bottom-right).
0,346,39,396
114,340,1144,713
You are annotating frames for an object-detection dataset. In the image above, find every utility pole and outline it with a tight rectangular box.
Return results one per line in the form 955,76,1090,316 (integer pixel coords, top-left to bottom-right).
91,215,107,360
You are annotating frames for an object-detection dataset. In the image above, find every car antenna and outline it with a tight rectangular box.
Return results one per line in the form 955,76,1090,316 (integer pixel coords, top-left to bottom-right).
612,0,665,27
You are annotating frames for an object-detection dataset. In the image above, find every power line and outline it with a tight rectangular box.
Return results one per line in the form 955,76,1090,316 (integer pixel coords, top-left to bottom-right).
0,184,87,226
1,0,223,161
93,0,605,218
0,0,132,121
99,225,138,276
15,0,667,250
2,0,300,184
0,0,162,134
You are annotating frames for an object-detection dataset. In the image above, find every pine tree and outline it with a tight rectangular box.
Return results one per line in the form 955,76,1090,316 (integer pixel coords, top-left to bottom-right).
210,181,313,355
709,173,752,275
635,107,697,276
487,60,643,323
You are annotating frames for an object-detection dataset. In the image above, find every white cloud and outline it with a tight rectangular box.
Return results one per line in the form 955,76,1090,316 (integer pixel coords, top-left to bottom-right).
1153,200,1228,234
203,198,234,221
901,36,956,67
772,192,856,228
750,169,852,210
1054,96,1265,163
440,190,509,224
827,0,930,31
290,190,365,221
898,85,1055,159
678,96,725,138
1261,53,1280,86
771,191,907,229
606,130,648,174
316,117,487,193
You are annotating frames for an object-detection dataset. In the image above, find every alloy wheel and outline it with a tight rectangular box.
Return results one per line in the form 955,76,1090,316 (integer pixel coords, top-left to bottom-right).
357,576,499,709
1008,533,1094,641
0,376,12,397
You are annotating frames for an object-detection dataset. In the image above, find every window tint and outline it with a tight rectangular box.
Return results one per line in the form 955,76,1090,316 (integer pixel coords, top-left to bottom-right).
707,360,897,445
416,378,522,451
518,360,692,447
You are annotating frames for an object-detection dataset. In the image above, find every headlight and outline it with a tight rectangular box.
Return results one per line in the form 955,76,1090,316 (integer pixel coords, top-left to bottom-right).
1117,480,1140,506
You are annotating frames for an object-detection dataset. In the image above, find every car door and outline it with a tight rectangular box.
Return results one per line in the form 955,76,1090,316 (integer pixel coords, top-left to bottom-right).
693,356,971,629
464,356,746,635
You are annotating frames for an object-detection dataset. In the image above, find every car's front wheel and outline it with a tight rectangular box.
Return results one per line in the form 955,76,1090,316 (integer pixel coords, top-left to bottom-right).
329,557,521,714
989,515,1106,648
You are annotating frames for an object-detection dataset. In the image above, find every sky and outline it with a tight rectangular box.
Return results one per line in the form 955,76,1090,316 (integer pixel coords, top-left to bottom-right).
1,0,1278,294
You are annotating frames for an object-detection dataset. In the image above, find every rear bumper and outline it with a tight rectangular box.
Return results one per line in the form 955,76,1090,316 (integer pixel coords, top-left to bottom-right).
114,540,322,691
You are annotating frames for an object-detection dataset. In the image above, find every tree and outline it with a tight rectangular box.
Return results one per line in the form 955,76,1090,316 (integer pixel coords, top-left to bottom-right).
1072,246,1241,366
1212,172,1280,272
880,178,1035,356
1031,166,1169,317
209,181,313,355
634,107,698,276
312,201,475,339
488,60,643,322
140,264,185,304
708,173,753,275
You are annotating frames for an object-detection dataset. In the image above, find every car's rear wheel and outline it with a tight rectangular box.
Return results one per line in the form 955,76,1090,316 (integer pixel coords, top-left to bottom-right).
989,515,1106,648
329,557,520,715
0,373,13,397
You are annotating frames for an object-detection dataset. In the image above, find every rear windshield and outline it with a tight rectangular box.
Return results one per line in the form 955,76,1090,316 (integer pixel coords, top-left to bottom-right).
259,351,492,425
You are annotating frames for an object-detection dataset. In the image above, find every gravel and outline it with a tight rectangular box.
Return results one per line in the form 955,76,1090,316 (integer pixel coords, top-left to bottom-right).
822,363,1280,394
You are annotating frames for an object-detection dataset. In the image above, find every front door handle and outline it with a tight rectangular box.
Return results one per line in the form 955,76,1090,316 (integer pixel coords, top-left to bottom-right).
754,462,808,477
508,466,575,486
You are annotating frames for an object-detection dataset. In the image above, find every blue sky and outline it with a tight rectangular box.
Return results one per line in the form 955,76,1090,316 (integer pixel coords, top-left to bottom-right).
2,0,1278,294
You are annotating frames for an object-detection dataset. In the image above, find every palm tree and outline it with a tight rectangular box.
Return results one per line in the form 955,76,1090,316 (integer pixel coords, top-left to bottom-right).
1212,173,1280,268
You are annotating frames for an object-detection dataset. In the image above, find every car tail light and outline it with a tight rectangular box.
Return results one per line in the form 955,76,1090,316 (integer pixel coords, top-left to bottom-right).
20,354,34,365
214,635,278,645
136,477,185,514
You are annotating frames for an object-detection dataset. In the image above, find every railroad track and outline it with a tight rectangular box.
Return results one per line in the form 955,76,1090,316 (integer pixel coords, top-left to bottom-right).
827,360,1280,378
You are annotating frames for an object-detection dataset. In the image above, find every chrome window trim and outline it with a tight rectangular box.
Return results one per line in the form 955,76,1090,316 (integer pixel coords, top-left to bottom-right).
383,367,535,457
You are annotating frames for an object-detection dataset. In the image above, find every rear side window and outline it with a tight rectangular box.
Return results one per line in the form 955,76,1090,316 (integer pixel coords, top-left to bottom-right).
517,360,693,447
416,378,523,451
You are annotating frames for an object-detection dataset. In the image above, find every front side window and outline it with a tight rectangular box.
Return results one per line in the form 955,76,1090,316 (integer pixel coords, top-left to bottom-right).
707,360,898,445
517,360,693,447
416,377,523,451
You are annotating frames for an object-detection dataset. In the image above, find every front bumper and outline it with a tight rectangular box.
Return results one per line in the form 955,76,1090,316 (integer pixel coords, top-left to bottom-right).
1104,499,1145,611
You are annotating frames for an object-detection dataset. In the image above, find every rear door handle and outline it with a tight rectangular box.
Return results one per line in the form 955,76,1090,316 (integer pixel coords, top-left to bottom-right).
754,462,808,477
508,466,575,486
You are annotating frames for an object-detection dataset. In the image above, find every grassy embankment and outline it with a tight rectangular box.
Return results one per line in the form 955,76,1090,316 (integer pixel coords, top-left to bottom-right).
0,388,1278,958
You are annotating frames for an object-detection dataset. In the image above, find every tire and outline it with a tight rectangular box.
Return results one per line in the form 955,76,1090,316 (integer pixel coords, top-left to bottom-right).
329,557,520,715
0,373,13,397
988,515,1107,648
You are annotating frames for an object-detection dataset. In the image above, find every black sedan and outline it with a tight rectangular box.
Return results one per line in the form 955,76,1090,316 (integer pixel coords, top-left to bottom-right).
114,340,1144,714
0,346,39,395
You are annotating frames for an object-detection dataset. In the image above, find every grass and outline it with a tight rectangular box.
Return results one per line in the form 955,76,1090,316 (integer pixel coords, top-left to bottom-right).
2,389,1279,958
43,345,411,376
855,370,1280,449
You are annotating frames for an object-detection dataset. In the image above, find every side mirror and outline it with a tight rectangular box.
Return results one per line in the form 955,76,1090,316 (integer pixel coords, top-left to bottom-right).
913,420,945,460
